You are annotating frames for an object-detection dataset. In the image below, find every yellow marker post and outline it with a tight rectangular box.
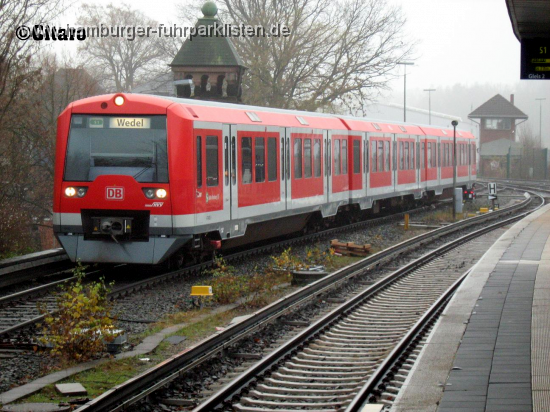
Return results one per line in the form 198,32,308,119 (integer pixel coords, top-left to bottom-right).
404,213,409,230
190,286,213,309
190,286,213,296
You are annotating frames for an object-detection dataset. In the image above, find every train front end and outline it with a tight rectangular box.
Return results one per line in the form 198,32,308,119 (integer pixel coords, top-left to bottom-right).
53,94,191,264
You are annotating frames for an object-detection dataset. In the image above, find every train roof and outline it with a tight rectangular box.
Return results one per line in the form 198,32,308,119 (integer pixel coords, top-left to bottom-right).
68,93,474,138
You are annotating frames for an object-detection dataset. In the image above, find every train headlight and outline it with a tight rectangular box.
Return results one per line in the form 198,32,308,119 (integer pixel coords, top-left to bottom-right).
65,186,88,198
114,95,125,106
156,189,167,199
143,188,155,199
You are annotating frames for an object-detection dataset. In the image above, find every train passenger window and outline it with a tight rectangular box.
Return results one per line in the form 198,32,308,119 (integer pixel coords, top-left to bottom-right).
224,136,229,186
206,136,219,187
342,140,348,174
437,143,441,167
314,139,321,177
242,137,252,184
376,140,378,172
304,139,312,178
334,139,341,176
409,142,414,170
255,137,265,183
432,143,437,168
197,136,202,188
399,142,405,170
353,140,360,174
294,138,302,178
268,137,277,181
364,140,368,173
421,142,425,169
384,141,390,172
393,141,397,171
404,142,409,170
416,142,420,169
427,143,432,168
231,136,236,184
377,141,384,172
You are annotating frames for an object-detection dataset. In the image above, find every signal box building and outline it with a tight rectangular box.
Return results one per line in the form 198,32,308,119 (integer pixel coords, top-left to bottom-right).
468,94,528,177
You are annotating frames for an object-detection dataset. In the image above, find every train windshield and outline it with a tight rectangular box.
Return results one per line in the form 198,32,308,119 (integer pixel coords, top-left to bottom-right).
64,115,168,183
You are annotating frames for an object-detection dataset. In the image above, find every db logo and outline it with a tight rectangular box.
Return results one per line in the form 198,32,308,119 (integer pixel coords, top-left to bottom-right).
106,187,124,200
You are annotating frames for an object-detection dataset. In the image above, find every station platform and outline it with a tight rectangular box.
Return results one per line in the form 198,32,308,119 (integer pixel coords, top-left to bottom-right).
392,203,550,412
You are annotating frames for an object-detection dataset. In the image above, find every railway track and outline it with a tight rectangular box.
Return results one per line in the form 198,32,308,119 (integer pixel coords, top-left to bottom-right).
193,214,530,412
0,249,71,289
0,203,442,343
71,186,541,412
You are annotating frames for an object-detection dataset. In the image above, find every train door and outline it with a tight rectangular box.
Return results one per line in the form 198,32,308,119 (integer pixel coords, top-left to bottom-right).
326,131,333,204
221,125,232,222
225,124,238,220
323,130,329,204
362,132,367,196
416,135,421,190
284,128,292,208
392,134,397,192
195,129,224,226
365,133,370,196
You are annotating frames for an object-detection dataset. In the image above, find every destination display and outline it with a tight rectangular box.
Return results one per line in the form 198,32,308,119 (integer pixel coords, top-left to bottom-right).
521,38,550,80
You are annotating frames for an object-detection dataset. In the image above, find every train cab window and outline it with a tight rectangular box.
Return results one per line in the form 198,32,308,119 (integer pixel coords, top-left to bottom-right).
399,142,405,170
404,142,409,170
304,138,312,178
294,138,302,178
268,137,277,181
334,139,341,176
371,141,377,172
206,136,219,187
384,141,390,172
353,140,360,174
255,137,265,183
65,115,168,183
197,136,202,187
314,139,321,177
342,140,348,174
242,137,252,184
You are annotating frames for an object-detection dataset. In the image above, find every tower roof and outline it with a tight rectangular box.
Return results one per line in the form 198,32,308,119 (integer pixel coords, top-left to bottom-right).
170,2,246,68
468,94,528,119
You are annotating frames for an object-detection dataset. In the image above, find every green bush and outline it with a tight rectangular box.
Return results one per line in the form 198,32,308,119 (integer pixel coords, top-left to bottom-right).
39,261,118,361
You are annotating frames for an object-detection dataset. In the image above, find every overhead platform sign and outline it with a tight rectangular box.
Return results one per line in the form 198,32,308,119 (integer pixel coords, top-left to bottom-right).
521,38,550,80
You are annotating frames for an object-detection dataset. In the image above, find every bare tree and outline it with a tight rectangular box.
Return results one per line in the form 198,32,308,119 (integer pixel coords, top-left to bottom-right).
77,3,174,92
0,0,63,125
201,0,414,111
0,52,101,256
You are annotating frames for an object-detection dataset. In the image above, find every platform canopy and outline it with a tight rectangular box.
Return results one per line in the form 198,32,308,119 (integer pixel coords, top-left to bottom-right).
506,0,550,40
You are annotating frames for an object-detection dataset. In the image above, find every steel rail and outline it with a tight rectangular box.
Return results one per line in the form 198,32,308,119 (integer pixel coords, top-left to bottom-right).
74,188,538,412
191,199,540,412
344,271,470,411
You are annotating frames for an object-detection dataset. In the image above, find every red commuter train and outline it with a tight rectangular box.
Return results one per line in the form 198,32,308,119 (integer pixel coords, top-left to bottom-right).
53,93,476,265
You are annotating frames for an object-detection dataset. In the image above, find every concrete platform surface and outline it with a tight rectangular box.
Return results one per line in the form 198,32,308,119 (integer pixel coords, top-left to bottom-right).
392,203,550,412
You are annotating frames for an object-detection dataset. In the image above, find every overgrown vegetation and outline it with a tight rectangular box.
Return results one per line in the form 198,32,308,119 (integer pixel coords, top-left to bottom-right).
39,262,118,362
207,247,335,308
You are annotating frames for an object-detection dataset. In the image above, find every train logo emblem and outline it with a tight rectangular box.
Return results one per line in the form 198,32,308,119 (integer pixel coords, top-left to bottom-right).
106,187,124,200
